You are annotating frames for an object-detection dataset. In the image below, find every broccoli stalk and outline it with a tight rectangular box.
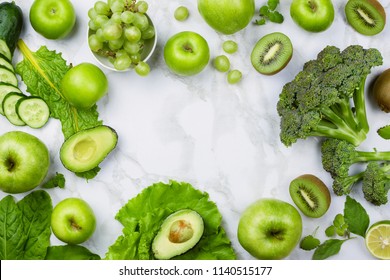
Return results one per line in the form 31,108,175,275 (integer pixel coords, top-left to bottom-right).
362,162,390,206
332,171,364,196
321,138,390,179
277,45,382,147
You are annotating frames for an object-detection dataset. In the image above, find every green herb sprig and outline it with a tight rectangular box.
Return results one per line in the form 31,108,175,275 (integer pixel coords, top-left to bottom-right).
255,0,284,25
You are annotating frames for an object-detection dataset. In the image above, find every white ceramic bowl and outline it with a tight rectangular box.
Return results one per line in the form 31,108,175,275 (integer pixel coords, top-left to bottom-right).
88,14,157,72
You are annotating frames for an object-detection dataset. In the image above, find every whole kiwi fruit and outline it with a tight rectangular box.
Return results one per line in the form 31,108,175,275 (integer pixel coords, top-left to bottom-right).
345,0,386,36
289,174,331,218
373,68,390,113
250,32,293,75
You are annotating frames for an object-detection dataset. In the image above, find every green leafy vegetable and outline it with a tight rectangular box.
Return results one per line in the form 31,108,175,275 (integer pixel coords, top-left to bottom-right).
377,125,390,139
300,235,320,251
45,245,101,260
344,196,370,237
0,191,52,260
105,181,236,260
312,239,349,260
255,0,284,25
15,39,103,179
42,172,66,189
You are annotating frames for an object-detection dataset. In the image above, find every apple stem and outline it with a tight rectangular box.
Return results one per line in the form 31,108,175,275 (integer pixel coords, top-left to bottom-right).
183,44,194,53
308,0,317,12
71,219,82,231
5,158,15,172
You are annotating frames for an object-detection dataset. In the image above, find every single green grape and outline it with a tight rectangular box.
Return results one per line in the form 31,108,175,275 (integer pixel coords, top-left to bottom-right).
174,6,189,21
95,28,105,42
88,8,98,20
110,0,125,13
111,12,123,24
103,23,123,41
141,25,155,40
136,1,149,14
130,53,141,64
227,70,242,84
88,20,99,31
94,1,110,15
108,37,125,50
299,235,321,251
121,10,135,24
94,15,109,28
213,55,230,72
223,40,238,54
135,61,150,76
124,26,142,42
124,41,140,55
133,13,149,31
88,34,103,52
114,54,132,71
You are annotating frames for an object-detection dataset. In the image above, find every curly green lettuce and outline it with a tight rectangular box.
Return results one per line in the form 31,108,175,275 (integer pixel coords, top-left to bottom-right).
105,181,236,260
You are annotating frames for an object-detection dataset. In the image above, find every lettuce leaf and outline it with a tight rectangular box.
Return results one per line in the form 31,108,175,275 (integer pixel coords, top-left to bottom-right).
105,181,236,260
15,40,102,179
0,191,52,260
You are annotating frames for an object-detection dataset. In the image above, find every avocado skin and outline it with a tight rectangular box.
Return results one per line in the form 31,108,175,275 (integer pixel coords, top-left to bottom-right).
60,125,118,173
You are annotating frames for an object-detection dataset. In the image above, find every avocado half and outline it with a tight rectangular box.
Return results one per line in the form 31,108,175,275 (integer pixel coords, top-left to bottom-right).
152,209,204,260
60,125,118,173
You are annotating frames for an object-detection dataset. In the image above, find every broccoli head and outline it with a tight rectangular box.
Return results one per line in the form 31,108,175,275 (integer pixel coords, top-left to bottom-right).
277,45,383,147
362,162,390,206
321,138,390,178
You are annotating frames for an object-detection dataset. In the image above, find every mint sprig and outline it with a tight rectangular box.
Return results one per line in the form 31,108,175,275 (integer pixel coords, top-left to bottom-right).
255,0,284,25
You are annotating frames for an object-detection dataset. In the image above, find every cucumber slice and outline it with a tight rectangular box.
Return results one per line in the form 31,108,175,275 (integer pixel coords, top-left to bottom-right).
16,96,50,128
0,53,13,72
0,65,17,86
2,92,25,126
0,82,21,115
0,39,11,61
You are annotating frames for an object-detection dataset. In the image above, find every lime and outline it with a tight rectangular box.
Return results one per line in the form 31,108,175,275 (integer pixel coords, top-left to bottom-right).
365,220,390,260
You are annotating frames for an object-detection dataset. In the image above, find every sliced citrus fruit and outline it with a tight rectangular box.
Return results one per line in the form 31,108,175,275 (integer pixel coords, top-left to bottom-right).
365,220,390,260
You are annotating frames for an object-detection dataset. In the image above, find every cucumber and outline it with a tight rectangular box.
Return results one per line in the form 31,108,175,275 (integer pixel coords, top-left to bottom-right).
16,96,50,128
2,92,25,126
0,65,17,86
0,39,11,61
0,52,13,71
0,2,23,56
0,82,21,115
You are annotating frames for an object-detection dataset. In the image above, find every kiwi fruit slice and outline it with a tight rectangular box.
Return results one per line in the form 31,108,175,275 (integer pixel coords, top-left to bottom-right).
250,32,293,75
345,0,386,36
289,174,331,218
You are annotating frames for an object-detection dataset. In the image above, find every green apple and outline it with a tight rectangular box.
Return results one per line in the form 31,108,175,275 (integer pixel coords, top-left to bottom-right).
164,31,210,76
51,198,96,245
61,63,108,109
197,0,255,34
290,0,334,32
0,131,50,194
237,198,302,259
30,0,76,40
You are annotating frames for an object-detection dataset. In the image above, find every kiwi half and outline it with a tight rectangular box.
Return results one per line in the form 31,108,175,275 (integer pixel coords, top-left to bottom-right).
250,32,293,75
289,174,331,218
345,0,386,36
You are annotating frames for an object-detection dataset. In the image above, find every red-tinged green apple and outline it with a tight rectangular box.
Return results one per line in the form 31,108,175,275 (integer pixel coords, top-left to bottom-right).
0,131,50,194
290,0,334,32
164,31,210,76
61,62,108,109
197,0,255,34
237,198,302,259
30,0,76,39
51,198,96,245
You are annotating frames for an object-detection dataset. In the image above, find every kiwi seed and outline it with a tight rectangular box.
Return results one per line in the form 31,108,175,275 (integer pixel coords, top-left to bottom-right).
250,32,293,75
289,174,331,218
345,0,386,36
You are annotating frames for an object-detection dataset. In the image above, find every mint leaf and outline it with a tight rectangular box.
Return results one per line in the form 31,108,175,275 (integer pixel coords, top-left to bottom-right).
17,191,52,259
300,235,321,251
377,125,390,139
45,245,101,260
312,239,349,260
42,172,65,189
344,196,370,237
0,196,26,260
268,0,279,10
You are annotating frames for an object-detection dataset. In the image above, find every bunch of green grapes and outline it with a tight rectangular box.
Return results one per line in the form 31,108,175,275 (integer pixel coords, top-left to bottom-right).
88,0,154,75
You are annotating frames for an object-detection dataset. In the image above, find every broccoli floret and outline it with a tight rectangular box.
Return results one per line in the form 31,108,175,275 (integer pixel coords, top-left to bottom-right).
362,162,390,206
277,45,383,146
321,138,390,178
332,171,364,196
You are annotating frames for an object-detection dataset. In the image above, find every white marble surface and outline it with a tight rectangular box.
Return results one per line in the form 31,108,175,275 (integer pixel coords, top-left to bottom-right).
2,0,390,260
